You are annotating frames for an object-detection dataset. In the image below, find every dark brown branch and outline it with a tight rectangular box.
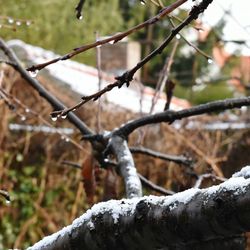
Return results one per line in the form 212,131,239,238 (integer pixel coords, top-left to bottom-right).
0,38,93,136
168,17,212,61
26,0,188,72
61,161,82,169
110,136,142,198
113,96,250,137
130,146,193,166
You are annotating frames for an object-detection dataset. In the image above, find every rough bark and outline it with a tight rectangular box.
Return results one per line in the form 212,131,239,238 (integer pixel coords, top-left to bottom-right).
27,166,250,250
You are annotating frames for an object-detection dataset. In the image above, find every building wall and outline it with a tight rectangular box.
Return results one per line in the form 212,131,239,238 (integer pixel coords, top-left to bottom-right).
101,40,141,80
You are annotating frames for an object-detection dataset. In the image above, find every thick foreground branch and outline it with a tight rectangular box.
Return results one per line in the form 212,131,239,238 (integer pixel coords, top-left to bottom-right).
28,166,250,250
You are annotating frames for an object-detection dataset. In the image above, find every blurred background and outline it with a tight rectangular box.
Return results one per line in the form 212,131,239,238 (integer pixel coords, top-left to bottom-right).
0,0,250,248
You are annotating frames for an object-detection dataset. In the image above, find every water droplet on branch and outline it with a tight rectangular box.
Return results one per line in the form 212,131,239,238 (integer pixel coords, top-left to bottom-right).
176,34,181,40
21,116,26,121
8,18,14,24
207,58,213,64
51,115,58,122
28,70,39,78
61,114,67,119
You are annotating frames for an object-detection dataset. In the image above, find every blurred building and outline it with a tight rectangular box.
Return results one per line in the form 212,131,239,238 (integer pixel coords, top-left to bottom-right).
197,22,250,93
100,39,141,81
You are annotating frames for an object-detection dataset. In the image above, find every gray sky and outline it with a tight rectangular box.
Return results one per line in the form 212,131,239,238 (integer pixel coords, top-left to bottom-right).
182,0,250,55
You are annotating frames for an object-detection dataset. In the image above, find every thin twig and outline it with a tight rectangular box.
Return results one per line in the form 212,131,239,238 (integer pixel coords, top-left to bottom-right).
62,160,174,196
149,39,179,114
194,173,227,188
138,173,174,195
62,160,81,169
130,146,193,166
137,39,178,145
0,38,93,136
168,17,212,61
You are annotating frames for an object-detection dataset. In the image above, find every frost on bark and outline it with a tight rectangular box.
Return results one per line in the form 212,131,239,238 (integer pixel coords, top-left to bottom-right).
110,135,142,198
27,166,250,250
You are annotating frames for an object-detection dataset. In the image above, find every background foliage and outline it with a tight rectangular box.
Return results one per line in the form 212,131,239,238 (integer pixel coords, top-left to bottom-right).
0,0,238,104
0,1,248,248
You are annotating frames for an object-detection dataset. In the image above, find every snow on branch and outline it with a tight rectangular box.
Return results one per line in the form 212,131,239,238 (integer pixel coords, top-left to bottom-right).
28,166,250,250
110,136,142,198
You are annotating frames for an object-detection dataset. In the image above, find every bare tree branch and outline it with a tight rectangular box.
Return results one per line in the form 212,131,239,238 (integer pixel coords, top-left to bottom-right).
130,146,193,166
194,173,227,188
0,87,85,150
113,96,250,138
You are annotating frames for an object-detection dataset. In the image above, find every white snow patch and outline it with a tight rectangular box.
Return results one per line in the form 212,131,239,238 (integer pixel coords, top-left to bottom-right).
162,188,200,209
233,166,250,178
86,221,95,230
206,175,250,196
28,169,250,249
27,224,71,250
